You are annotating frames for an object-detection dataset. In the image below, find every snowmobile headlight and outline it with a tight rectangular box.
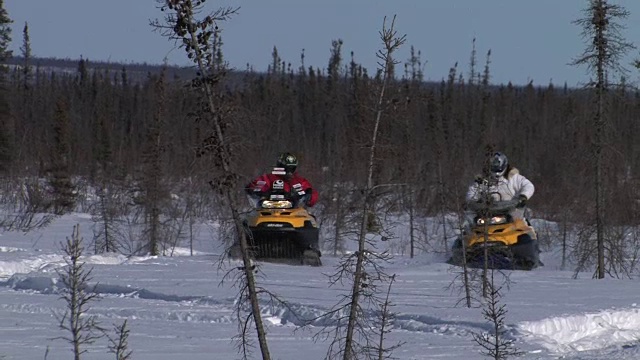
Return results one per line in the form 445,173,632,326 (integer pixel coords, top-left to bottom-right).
261,200,293,209
477,216,507,225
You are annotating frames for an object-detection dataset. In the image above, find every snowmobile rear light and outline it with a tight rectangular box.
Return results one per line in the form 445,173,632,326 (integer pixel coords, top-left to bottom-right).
477,216,507,226
261,200,293,209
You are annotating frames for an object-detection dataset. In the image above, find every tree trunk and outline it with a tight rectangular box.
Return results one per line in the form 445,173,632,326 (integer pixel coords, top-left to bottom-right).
594,0,606,279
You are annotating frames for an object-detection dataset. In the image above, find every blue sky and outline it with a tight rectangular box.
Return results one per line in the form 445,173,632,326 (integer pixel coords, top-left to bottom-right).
6,0,640,86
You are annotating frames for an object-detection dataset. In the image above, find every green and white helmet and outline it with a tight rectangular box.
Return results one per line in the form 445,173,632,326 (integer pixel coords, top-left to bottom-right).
277,152,298,174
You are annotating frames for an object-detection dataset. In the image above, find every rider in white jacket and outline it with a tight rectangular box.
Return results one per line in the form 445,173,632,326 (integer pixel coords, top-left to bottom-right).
466,152,534,219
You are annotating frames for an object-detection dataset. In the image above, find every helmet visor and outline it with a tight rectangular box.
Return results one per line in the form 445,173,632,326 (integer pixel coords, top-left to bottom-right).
490,157,507,175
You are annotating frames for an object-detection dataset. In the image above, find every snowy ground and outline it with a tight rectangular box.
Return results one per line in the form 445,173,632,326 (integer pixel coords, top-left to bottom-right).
1,213,640,359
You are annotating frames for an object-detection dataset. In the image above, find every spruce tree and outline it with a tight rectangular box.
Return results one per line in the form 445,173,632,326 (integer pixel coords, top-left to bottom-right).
572,0,635,279
20,22,31,89
48,99,76,214
0,0,12,173
0,0,12,69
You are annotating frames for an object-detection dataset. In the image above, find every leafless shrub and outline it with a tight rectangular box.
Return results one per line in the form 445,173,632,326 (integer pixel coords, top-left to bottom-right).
446,266,483,309
91,183,130,254
0,177,56,231
221,263,296,359
313,248,397,359
572,223,640,278
366,274,404,359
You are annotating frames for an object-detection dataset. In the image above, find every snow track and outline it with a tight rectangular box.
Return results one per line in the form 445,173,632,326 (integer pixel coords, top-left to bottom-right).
0,251,149,279
0,270,502,340
517,308,640,354
0,246,27,253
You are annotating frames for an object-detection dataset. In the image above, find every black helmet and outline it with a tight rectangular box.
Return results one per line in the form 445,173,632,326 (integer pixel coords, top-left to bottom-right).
490,152,508,177
277,152,298,174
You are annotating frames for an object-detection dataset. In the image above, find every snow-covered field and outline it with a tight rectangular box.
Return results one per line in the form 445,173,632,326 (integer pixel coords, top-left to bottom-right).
1,213,640,360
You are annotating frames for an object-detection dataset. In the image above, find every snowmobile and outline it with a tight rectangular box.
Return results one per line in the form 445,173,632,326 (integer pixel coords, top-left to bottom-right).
229,187,322,266
447,196,541,271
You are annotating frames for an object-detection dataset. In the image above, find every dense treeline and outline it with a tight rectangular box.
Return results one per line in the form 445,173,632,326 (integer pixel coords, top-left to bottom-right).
4,46,640,224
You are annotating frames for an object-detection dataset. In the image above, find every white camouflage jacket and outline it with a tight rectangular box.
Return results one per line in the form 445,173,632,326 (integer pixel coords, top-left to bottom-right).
466,167,535,203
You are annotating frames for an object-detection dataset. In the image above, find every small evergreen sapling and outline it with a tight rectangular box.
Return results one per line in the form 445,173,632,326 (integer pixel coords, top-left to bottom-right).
472,269,522,360
56,225,103,360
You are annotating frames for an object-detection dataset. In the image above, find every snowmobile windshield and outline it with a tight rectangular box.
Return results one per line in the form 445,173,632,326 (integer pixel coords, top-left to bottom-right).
251,191,307,209
261,200,293,209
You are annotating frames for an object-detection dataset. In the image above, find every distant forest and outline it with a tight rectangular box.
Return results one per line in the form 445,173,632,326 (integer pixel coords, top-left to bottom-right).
4,46,640,220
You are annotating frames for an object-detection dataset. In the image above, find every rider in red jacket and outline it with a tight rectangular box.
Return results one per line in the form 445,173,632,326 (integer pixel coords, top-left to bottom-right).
246,152,319,207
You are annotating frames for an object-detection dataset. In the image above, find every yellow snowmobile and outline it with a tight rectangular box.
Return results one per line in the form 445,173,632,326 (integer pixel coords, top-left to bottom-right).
448,197,541,270
229,190,322,266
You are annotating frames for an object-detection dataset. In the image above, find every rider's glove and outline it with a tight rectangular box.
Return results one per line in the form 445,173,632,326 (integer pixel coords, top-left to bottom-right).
516,194,527,208
301,188,312,205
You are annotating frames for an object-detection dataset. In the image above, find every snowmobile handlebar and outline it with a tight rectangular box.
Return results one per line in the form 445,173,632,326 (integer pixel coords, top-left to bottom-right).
466,198,520,214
